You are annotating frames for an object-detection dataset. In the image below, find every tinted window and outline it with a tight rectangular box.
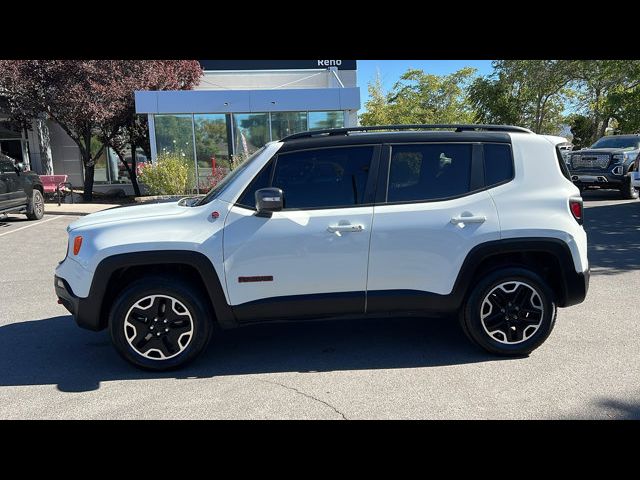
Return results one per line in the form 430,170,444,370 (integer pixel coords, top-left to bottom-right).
590,136,640,150
555,146,572,181
237,162,273,208
484,144,514,186
272,146,373,209
387,144,472,202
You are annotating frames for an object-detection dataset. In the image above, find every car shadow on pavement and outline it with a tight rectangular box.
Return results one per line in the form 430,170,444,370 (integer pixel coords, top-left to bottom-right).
0,315,509,393
597,398,640,419
582,194,640,275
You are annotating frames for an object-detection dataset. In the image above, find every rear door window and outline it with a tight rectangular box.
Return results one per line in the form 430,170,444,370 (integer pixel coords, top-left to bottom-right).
387,144,472,202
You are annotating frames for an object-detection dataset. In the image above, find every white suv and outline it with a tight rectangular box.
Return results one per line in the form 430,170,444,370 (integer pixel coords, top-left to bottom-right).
54,125,589,370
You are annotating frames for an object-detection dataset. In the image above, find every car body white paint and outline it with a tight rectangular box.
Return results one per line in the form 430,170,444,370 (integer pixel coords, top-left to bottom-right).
55,131,588,308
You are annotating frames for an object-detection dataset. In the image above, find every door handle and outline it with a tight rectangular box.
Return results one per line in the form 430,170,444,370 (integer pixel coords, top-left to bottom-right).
450,215,486,225
327,224,364,233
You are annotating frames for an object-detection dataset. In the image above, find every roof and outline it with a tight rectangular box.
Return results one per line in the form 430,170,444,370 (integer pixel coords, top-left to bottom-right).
277,125,527,152
282,124,532,141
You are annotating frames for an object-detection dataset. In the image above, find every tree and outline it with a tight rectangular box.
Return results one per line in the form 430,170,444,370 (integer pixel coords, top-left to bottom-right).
99,61,202,196
0,60,202,200
360,67,476,126
468,60,575,134
567,114,596,150
571,60,640,143
359,70,391,126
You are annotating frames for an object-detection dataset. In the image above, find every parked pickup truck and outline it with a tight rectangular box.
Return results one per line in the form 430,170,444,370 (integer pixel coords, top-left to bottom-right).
567,134,640,199
0,152,45,220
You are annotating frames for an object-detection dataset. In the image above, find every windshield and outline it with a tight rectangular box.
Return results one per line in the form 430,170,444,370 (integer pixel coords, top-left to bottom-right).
197,146,267,206
590,137,640,150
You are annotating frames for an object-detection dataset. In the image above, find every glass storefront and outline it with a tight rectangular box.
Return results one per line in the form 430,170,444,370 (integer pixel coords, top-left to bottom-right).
308,111,345,130
153,110,346,191
233,113,269,156
154,114,194,159
270,111,308,139
194,114,232,189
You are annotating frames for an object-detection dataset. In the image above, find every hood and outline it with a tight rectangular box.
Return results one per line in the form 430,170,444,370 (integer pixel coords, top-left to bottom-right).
576,147,638,155
68,201,189,231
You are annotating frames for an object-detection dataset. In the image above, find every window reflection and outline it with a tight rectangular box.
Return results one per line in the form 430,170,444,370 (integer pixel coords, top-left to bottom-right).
233,113,269,155
271,112,308,139
154,114,194,159
308,111,345,130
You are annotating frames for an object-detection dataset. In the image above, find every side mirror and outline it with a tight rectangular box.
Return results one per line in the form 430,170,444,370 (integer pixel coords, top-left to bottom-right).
14,163,27,173
255,188,283,217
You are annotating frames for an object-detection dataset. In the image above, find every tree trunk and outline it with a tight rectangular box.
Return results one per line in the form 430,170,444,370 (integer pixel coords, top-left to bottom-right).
129,139,141,197
83,163,95,202
36,115,54,175
82,130,94,202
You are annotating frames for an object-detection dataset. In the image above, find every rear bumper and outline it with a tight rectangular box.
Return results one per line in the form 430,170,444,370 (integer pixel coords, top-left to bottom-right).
54,275,103,331
562,268,590,308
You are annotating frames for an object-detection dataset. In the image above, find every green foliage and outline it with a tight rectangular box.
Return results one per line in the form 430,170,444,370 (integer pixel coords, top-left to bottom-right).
567,114,596,149
469,60,574,134
138,154,195,196
360,67,476,126
194,116,231,168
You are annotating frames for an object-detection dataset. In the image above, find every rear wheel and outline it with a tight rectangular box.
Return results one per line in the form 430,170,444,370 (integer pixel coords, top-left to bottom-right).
26,189,44,220
621,176,639,200
109,276,213,370
460,267,557,356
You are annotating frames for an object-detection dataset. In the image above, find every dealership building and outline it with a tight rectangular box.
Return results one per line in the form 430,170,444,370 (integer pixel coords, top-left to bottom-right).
0,60,360,194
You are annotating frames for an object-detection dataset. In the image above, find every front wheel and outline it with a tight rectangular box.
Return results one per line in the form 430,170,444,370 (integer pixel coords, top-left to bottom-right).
460,267,557,356
109,276,213,370
621,176,639,200
26,189,45,220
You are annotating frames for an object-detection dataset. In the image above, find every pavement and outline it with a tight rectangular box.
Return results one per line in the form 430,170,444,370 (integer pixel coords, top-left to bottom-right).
42,202,124,216
0,189,639,419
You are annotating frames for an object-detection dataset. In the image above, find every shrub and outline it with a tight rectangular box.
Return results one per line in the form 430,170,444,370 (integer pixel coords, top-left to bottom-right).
138,154,195,196
198,167,228,193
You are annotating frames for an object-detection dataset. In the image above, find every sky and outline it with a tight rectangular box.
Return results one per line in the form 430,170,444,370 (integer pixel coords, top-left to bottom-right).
357,60,494,109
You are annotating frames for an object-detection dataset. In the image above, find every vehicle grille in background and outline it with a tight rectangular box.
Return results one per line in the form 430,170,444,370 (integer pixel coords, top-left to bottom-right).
571,154,610,169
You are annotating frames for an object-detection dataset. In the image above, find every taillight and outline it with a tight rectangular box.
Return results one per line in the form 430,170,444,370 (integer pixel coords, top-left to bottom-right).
569,198,583,225
73,236,83,255
634,152,639,171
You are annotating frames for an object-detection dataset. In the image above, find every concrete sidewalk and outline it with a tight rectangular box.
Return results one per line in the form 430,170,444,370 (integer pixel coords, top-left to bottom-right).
44,202,127,216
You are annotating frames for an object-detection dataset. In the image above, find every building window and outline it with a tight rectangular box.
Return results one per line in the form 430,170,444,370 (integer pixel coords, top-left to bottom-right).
270,112,308,140
233,113,269,156
308,111,345,130
194,114,232,190
154,114,195,159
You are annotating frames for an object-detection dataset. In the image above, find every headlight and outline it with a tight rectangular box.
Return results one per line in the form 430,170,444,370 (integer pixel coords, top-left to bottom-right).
613,154,624,163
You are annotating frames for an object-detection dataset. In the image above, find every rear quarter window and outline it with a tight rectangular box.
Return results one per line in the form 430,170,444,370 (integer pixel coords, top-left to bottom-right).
483,144,514,187
555,146,572,181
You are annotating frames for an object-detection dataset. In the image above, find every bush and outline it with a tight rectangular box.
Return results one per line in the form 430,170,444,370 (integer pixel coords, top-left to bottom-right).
138,154,195,196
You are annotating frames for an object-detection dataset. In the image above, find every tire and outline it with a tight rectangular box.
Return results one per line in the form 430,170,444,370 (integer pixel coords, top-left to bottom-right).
460,267,557,356
621,176,639,200
26,189,45,220
109,275,213,370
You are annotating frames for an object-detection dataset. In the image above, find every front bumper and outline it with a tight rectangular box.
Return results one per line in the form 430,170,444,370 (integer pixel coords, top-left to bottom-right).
562,268,590,307
54,275,103,331
569,170,624,187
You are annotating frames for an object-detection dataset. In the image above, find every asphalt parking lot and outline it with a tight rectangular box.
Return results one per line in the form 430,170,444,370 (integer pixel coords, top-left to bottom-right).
1,190,639,419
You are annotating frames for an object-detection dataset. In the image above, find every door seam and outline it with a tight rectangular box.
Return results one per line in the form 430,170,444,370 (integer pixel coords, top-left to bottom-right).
364,206,375,313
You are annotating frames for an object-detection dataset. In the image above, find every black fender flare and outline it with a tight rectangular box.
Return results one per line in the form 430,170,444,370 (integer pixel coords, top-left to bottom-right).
77,250,236,331
451,237,587,308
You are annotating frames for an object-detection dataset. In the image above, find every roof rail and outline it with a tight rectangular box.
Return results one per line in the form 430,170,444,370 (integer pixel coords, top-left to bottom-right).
282,124,533,141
